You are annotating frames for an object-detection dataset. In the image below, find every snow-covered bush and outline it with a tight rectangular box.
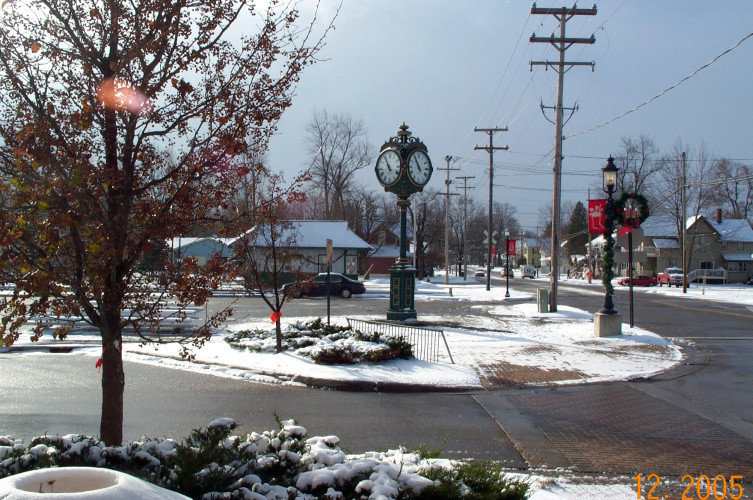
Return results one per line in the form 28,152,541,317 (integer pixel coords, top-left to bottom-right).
225,318,413,364
0,419,528,499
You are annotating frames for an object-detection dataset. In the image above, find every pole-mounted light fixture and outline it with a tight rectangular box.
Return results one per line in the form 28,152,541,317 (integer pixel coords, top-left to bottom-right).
600,156,619,315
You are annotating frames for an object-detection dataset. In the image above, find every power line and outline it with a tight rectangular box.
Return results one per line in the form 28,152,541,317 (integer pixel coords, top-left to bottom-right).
568,29,753,139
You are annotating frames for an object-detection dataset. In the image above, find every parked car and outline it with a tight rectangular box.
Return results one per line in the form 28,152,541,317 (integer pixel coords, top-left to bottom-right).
657,267,687,287
283,273,365,298
500,267,513,278
617,275,657,287
474,269,485,277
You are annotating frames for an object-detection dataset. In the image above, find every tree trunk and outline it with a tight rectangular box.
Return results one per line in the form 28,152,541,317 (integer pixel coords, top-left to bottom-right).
100,334,125,445
275,318,282,353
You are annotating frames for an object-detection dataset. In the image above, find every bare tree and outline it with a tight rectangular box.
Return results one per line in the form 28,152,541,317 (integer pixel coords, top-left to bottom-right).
493,202,521,260
711,158,753,220
615,136,661,194
305,110,373,219
409,189,443,278
652,142,715,267
233,176,311,352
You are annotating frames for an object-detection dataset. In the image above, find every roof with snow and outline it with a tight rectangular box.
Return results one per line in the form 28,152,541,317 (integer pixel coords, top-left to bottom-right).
640,216,677,238
707,218,753,242
169,237,235,251
241,221,371,250
652,238,680,250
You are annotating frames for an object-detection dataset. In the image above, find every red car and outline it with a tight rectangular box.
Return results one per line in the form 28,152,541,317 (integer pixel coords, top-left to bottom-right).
618,275,657,287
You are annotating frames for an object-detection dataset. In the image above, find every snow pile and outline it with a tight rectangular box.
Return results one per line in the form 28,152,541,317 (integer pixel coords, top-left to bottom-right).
0,419,529,499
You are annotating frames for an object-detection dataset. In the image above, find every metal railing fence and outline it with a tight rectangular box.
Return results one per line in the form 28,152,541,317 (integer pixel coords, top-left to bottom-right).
346,318,454,364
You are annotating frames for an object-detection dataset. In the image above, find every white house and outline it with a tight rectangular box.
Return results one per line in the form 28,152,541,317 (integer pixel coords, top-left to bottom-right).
236,220,371,278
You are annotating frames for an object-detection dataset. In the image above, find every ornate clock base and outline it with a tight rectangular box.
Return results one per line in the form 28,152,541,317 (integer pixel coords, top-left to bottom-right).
387,264,417,321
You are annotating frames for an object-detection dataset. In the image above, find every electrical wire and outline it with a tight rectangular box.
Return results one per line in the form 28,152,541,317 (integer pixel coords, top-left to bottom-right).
567,29,753,139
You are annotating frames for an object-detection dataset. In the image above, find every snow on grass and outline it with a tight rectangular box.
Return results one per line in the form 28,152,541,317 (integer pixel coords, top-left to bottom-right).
117,299,680,388
363,276,535,302
554,276,753,306
4,288,681,389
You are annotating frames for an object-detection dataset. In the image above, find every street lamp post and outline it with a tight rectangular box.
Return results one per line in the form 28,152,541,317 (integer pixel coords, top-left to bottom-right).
600,156,619,315
505,229,510,298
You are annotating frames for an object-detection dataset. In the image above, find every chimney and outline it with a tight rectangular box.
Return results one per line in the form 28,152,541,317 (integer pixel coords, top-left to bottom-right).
716,208,723,224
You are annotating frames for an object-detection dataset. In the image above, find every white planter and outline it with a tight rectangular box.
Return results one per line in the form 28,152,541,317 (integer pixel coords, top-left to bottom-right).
0,467,188,499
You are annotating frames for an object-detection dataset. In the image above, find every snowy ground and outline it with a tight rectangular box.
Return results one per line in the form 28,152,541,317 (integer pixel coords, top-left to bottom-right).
553,275,753,306
5,276,682,389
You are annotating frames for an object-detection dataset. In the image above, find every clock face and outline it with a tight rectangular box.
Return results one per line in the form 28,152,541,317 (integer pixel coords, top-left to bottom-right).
375,149,401,186
408,150,432,186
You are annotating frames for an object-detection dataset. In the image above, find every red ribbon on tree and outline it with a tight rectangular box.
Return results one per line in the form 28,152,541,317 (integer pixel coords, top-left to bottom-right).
270,311,282,323
95,348,105,370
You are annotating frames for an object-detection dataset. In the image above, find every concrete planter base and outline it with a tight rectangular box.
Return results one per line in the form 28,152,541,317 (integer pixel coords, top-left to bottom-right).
594,312,622,337
0,467,188,499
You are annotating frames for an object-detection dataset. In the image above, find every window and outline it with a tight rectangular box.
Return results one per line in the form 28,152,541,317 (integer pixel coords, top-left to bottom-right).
346,255,358,275
700,261,714,270
729,261,748,273
722,241,728,250
738,242,745,250
667,258,677,267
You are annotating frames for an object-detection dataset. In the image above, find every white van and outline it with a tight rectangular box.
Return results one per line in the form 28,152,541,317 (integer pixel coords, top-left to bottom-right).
521,266,536,279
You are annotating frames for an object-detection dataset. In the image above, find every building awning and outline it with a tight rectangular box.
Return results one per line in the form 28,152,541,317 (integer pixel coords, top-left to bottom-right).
722,253,753,262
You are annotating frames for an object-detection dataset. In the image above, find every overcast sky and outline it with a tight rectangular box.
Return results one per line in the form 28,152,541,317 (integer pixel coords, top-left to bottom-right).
265,1,753,233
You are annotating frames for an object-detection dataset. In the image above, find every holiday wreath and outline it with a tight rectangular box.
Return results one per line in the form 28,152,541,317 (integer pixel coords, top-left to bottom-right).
608,192,649,227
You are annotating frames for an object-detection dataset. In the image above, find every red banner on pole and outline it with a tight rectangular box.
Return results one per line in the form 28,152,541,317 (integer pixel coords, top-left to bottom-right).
491,247,496,255
588,199,607,235
507,239,516,256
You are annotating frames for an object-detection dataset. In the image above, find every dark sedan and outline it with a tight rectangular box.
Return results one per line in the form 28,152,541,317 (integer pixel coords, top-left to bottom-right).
617,275,657,287
283,273,366,298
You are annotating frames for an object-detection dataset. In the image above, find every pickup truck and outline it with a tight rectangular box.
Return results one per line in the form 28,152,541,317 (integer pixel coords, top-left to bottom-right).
657,267,687,287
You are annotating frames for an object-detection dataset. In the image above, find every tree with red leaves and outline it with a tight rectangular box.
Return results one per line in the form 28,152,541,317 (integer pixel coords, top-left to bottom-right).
0,0,332,445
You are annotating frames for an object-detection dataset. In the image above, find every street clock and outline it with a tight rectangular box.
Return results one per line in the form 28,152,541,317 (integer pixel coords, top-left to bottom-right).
374,123,433,321
374,123,433,196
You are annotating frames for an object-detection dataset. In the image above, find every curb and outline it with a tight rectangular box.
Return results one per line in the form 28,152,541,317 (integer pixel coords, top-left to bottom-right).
122,351,482,393
631,342,709,382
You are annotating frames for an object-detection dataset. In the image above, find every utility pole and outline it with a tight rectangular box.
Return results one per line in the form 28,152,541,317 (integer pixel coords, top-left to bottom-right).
587,188,593,284
681,151,687,294
456,175,475,281
530,3,596,312
439,156,460,284
474,127,508,291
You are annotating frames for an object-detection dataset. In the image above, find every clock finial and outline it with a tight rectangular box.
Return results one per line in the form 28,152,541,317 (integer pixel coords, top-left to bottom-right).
396,123,411,143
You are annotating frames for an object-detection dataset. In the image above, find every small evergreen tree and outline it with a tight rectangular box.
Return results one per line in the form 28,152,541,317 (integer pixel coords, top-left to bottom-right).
565,201,589,257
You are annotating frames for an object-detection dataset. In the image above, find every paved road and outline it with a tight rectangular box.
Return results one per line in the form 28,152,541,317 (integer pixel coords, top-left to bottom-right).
0,353,523,465
2,277,753,484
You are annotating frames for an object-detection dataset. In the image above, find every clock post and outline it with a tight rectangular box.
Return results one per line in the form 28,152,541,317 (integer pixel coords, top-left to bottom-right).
374,124,433,321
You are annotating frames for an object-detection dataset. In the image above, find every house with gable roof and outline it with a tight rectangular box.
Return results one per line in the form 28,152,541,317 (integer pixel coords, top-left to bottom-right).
171,221,371,279
636,211,753,283
235,220,371,278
